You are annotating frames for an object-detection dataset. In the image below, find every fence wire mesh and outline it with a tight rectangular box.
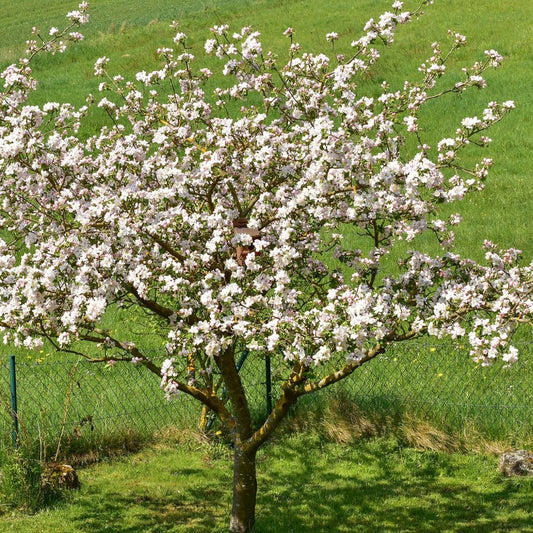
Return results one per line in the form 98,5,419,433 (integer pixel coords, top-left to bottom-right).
1,339,531,454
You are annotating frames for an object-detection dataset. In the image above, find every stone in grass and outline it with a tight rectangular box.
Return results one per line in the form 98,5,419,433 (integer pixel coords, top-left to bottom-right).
41,463,81,490
498,450,533,477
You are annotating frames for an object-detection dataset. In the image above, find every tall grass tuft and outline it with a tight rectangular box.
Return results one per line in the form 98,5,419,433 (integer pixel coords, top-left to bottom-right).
283,389,525,455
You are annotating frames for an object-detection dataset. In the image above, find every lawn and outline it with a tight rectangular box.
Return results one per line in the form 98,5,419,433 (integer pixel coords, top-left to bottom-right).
0,433,531,532
0,0,530,412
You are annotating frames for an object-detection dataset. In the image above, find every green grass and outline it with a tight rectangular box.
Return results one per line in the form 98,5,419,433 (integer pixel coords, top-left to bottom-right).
0,0,530,444
0,0,530,256
285,341,533,448
0,355,202,461
0,433,532,532
1,337,530,469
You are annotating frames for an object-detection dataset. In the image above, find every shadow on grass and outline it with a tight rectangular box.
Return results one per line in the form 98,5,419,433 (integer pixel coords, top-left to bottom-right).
66,468,230,533
68,495,227,533
253,438,533,533
33,437,532,533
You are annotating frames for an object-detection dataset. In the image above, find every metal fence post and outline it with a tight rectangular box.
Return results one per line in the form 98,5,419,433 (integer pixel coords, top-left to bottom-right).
9,355,19,445
265,354,272,417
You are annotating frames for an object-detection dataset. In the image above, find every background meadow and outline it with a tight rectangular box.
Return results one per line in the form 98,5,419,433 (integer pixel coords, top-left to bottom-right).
1,0,531,257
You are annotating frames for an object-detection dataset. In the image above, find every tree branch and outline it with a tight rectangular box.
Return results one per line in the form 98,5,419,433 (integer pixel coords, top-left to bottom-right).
124,283,175,319
214,343,254,442
143,231,186,263
294,343,385,396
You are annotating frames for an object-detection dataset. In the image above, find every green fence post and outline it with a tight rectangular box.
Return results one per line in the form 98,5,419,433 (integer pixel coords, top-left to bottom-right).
265,354,272,417
9,355,19,446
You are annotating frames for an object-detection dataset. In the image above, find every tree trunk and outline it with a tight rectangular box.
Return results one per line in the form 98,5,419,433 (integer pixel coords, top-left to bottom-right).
230,444,258,533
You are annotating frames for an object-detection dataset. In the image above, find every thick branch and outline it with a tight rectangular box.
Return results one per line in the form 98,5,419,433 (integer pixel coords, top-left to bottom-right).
125,283,175,319
244,387,298,454
143,231,186,263
74,330,234,426
243,359,305,453
175,380,234,428
294,343,385,396
214,344,254,441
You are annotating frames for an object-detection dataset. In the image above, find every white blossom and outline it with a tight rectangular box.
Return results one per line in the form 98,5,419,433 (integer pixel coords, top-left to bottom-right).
0,3,528,416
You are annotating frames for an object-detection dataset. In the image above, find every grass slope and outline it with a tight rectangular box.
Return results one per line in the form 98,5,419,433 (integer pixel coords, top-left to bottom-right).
1,0,530,257
0,0,531,450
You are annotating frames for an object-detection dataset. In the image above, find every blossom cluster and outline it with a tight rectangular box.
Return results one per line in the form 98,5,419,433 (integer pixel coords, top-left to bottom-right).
0,1,530,400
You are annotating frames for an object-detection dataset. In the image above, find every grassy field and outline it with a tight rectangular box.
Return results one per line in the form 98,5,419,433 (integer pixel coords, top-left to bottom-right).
1,0,531,258
0,1,532,528
1,433,532,532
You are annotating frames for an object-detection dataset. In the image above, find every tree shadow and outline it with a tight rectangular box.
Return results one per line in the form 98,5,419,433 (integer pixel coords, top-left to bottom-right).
67,463,231,533
46,438,532,533
254,439,533,532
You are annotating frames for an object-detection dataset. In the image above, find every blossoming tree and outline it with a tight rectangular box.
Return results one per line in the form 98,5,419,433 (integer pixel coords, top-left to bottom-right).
0,2,531,531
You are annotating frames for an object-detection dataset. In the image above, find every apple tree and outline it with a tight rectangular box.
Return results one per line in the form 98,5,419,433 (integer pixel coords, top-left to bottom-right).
0,2,531,531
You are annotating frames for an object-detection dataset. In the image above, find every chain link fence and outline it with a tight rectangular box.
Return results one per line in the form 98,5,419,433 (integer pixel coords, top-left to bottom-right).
1,340,531,457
